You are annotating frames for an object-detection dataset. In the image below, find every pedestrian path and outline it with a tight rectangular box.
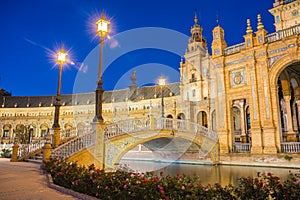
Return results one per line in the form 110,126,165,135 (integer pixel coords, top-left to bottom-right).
0,158,76,200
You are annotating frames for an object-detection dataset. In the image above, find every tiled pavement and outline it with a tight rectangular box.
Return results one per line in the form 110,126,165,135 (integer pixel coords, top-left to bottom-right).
0,158,76,200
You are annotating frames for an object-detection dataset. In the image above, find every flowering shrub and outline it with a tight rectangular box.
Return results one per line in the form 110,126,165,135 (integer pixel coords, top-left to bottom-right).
44,158,300,200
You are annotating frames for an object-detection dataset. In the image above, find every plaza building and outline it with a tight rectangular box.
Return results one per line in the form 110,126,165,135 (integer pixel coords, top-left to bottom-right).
1,0,300,160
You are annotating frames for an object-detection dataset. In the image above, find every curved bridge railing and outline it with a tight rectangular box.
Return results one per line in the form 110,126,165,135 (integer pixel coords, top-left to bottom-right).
51,130,95,160
104,117,218,142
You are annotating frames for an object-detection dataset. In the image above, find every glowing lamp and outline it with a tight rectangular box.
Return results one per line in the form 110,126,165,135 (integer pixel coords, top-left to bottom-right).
57,47,67,65
158,77,166,86
96,11,110,38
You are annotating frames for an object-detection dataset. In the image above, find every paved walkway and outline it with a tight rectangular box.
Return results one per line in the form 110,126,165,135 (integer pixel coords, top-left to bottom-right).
0,158,77,200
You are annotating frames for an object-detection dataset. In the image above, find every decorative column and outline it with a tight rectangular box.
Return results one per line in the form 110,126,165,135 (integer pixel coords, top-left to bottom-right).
43,133,52,163
10,137,19,162
283,95,296,142
94,122,105,170
292,101,298,132
239,100,246,142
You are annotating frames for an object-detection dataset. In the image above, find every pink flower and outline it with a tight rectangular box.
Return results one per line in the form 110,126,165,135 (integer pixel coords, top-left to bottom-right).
123,184,127,189
188,183,192,187
181,186,185,190
126,178,129,182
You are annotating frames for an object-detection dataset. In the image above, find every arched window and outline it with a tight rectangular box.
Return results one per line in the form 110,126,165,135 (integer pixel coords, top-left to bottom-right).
177,113,185,120
197,111,208,128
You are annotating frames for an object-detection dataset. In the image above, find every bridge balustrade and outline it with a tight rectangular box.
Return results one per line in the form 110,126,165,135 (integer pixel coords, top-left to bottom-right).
51,130,95,160
18,139,46,160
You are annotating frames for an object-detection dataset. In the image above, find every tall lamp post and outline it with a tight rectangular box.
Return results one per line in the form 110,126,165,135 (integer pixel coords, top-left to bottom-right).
53,45,67,147
158,76,166,118
94,11,110,123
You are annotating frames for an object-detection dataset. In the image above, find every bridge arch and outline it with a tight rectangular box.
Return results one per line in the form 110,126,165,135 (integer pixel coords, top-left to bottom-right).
104,129,218,169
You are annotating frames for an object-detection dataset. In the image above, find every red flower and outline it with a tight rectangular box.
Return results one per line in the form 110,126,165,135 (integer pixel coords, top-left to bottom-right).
160,171,164,176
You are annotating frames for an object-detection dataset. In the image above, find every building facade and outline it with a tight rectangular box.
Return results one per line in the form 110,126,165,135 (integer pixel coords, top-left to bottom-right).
1,0,300,156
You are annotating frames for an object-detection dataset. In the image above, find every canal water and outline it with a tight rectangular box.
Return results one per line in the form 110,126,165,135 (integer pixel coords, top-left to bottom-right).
120,160,300,186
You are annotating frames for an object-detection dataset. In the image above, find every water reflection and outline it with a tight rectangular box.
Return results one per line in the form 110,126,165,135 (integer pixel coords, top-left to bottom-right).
120,160,300,186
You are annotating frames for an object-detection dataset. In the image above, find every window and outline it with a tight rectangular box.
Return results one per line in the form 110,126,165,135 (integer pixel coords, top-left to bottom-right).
3,130,9,137
275,15,280,22
258,35,263,43
192,89,196,97
191,73,196,82
247,39,251,47
214,48,220,55
41,129,47,137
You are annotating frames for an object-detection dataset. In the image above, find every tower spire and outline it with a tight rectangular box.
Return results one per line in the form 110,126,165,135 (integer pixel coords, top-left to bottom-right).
246,19,253,34
194,9,199,25
257,14,264,30
216,11,219,25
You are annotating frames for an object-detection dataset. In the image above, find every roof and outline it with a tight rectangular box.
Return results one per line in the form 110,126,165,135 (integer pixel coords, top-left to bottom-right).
0,82,180,108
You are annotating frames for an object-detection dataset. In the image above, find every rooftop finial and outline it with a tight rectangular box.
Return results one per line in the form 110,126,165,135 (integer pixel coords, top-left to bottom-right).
257,14,264,30
216,11,219,25
246,19,253,34
194,9,199,25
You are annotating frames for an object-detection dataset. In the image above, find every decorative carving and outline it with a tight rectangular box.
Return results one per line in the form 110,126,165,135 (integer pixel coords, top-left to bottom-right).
230,68,246,87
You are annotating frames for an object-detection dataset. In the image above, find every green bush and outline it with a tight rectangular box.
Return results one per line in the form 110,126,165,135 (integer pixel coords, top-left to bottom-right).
44,159,300,200
1,148,12,158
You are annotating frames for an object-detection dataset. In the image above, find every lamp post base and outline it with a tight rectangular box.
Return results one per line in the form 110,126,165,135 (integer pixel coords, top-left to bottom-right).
53,127,61,147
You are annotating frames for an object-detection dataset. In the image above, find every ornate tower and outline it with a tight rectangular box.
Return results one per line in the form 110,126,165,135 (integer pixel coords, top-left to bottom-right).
180,12,210,102
269,0,300,31
211,21,227,58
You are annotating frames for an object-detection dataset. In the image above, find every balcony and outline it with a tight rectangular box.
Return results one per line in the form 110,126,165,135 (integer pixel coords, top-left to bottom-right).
281,142,300,153
232,143,251,153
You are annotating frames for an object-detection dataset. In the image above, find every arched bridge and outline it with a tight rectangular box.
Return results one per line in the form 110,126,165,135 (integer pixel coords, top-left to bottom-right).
51,117,219,169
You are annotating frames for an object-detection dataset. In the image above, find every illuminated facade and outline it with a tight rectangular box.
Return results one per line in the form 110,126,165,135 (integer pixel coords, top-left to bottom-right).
1,0,300,156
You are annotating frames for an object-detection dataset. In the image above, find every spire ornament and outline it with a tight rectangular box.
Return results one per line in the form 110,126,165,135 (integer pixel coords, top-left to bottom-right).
246,19,253,34
194,10,199,25
257,14,264,30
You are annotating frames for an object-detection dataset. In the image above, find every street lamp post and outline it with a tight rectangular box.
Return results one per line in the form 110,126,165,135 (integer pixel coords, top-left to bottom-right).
94,11,110,123
53,45,67,147
158,76,166,118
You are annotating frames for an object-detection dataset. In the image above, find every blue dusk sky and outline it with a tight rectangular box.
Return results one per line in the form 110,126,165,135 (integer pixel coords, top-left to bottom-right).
0,0,275,96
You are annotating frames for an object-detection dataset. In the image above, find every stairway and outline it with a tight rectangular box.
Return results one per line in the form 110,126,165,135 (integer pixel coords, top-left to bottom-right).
24,152,43,164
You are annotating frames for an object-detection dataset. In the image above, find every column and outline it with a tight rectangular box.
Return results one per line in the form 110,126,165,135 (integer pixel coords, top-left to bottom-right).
292,101,298,132
94,122,105,170
239,100,246,142
283,95,296,142
297,101,300,130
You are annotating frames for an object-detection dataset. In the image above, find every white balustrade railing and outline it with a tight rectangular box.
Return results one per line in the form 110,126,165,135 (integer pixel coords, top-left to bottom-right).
60,127,77,141
223,24,300,56
104,118,149,139
266,24,300,43
0,144,13,150
232,143,251,153
281,142,300,153
51,130,95,160
224,43,245,55
107,117,219,142
18,139,46,160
